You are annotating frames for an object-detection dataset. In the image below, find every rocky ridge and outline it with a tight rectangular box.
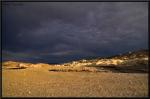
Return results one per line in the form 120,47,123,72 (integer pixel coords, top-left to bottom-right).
2,50,148,73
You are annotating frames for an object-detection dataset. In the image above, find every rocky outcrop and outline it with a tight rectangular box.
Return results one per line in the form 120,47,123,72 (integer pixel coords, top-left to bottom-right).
96,59,123,66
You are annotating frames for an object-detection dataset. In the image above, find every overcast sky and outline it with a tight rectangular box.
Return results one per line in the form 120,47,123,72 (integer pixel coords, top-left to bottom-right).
2,2,148,63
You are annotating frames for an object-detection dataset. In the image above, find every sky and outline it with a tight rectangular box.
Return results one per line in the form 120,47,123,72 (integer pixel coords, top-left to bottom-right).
2,2,148,64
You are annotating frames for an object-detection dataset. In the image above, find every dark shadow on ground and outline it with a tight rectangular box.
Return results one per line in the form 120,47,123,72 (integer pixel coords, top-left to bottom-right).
48,65,148,73
48,69,91,72
3,67,27,70
94,65,148,73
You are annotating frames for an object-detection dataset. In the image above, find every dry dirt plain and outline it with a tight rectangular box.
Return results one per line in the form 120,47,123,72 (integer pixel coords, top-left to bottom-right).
2,66,148,97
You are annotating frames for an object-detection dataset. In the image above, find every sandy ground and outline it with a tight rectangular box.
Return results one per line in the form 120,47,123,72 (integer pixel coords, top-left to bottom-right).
2,67,148,97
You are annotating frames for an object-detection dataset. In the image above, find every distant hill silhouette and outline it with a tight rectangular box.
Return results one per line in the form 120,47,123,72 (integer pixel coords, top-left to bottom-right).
107,49,148,59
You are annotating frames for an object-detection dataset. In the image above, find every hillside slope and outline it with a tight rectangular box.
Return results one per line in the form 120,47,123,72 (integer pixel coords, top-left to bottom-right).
2,49,148,73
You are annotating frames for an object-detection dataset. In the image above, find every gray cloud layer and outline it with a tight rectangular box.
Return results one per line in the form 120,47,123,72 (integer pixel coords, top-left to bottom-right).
2,2,148,63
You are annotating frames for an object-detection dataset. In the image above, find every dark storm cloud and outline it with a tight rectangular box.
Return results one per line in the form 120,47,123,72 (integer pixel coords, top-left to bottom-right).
2,2,148,63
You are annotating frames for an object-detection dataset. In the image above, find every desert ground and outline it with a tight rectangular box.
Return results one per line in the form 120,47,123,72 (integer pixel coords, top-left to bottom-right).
2,65,148,97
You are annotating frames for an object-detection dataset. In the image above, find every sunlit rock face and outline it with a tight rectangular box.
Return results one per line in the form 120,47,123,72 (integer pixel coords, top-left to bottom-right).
96,59,124,66
28,63,50,68
143,57,148,60
18,63,29,68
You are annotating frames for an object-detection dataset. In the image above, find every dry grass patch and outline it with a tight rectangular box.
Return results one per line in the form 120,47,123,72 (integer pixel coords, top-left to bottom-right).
48,66,98,72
